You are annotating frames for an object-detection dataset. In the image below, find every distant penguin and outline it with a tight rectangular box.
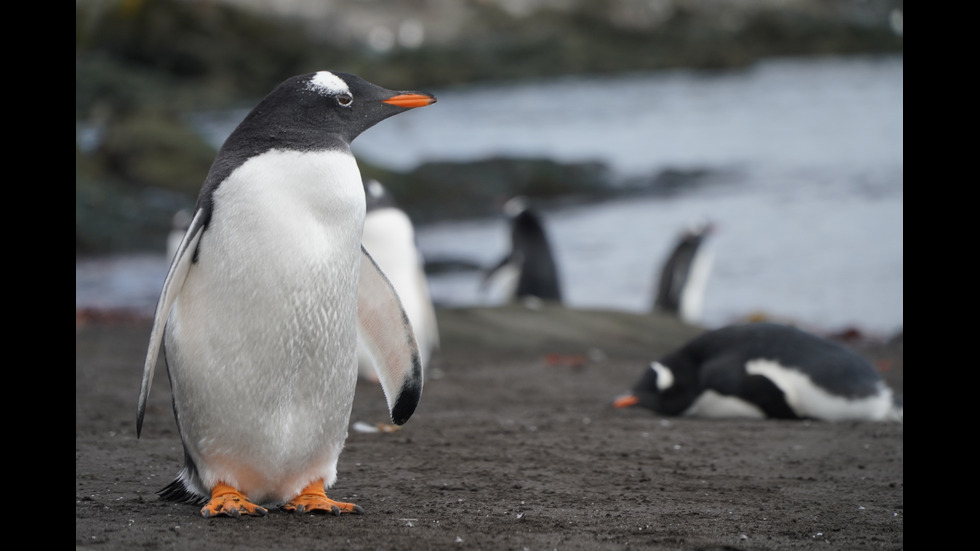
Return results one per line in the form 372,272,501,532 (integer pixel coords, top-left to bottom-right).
613,322,903,422
359,179,440,381
483,196,562,303
138,71,435,518
653,220,714,323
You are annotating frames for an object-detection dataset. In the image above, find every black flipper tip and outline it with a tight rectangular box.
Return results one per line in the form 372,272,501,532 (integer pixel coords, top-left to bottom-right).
390,378,423,425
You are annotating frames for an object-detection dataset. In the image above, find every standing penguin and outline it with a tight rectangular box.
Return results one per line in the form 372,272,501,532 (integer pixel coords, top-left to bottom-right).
483,196,563,303
653,220,714,324
138,71,436,518
359,179,440,381
613,322,903,422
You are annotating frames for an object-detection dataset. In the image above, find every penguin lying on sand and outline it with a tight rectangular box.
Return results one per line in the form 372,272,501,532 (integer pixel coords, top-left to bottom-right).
483,196,563,303
138,71,436,518
359,179,440,381
613,322,903,422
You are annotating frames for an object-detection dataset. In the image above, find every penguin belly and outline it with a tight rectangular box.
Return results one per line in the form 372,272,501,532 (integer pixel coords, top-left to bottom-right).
165,150,365,505
678,248,713,324
682,390,767,419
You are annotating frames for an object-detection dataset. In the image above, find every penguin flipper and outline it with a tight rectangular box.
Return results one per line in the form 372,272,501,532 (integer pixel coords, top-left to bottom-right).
137,209,206,437
699,355,797,419
358,246,423,425
480,253,513,290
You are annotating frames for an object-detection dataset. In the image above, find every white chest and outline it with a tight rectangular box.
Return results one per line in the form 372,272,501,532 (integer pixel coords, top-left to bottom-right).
177,148,366,357
212,149,365,255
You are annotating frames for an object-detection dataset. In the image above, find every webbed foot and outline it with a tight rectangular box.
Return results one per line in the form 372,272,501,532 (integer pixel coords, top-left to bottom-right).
283,480,364,515
201,482,268,518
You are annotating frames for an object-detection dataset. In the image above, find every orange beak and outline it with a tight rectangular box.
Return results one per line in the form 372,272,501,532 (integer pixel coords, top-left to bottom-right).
383,93,437,108
612,394,639,408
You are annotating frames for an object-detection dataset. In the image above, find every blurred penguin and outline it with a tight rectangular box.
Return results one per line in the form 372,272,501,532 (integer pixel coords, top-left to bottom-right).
483,196,563,304
358,179,439,381
613,322,903,422
653,220,714,324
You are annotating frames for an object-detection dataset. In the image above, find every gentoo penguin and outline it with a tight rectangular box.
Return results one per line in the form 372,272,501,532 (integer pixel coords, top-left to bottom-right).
483,196,562,303
653,220,714,323
138,71,436,518
613,322,903,422
359,178,439,381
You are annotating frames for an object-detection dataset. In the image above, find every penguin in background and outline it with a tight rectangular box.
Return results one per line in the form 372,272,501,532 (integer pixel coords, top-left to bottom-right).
359,179,440,382
138,71,435,518
482,196,563,304
613,322,903,422
653,220,715,324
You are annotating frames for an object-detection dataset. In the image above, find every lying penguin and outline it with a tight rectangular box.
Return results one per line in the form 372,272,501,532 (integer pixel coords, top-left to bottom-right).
613,322,902,422
359,179,440,381
138,71,436,518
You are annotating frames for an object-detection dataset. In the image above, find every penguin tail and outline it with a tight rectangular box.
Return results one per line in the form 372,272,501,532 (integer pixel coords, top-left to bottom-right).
157,478,207,505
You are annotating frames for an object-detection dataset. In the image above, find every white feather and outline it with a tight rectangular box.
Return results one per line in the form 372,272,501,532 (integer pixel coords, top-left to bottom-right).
149,149,368,504
746,359,900,422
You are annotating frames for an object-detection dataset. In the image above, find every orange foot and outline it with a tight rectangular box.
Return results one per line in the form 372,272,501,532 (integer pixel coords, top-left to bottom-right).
283,480,365,515
201,482,268,518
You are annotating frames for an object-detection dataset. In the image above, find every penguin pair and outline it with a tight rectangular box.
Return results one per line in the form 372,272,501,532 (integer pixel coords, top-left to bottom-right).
652,220,714,324
483,196,563,304
139,71,436,517
359,179,440,381
614,322,903,422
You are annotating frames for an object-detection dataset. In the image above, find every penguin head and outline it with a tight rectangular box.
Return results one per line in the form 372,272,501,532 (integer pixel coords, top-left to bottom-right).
612,361,677,411
683,218,716,242
503,196,529,218
502,197,547,246
312,71,436,140
229,71,437,150
364,179,398,212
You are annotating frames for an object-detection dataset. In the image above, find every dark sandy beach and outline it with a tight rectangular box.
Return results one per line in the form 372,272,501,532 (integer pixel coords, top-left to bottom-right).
76,303,903,550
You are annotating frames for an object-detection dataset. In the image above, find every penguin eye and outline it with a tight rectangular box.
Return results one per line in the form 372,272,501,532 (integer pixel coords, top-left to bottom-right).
336,93,353,107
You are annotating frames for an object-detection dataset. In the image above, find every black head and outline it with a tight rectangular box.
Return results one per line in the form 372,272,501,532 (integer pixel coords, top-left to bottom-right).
613,361,671,411
224,71,437,153
195,71,435,230
613,356,703,416
364,178,399,212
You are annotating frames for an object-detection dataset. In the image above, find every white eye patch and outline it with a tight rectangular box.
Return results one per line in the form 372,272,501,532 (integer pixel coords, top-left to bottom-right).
308,71,351,97
650,361,674,390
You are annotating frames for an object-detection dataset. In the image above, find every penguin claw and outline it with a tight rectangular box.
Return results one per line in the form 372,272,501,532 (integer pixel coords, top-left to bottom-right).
283,497,363,515
201,484,268,518
283,480,365,515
